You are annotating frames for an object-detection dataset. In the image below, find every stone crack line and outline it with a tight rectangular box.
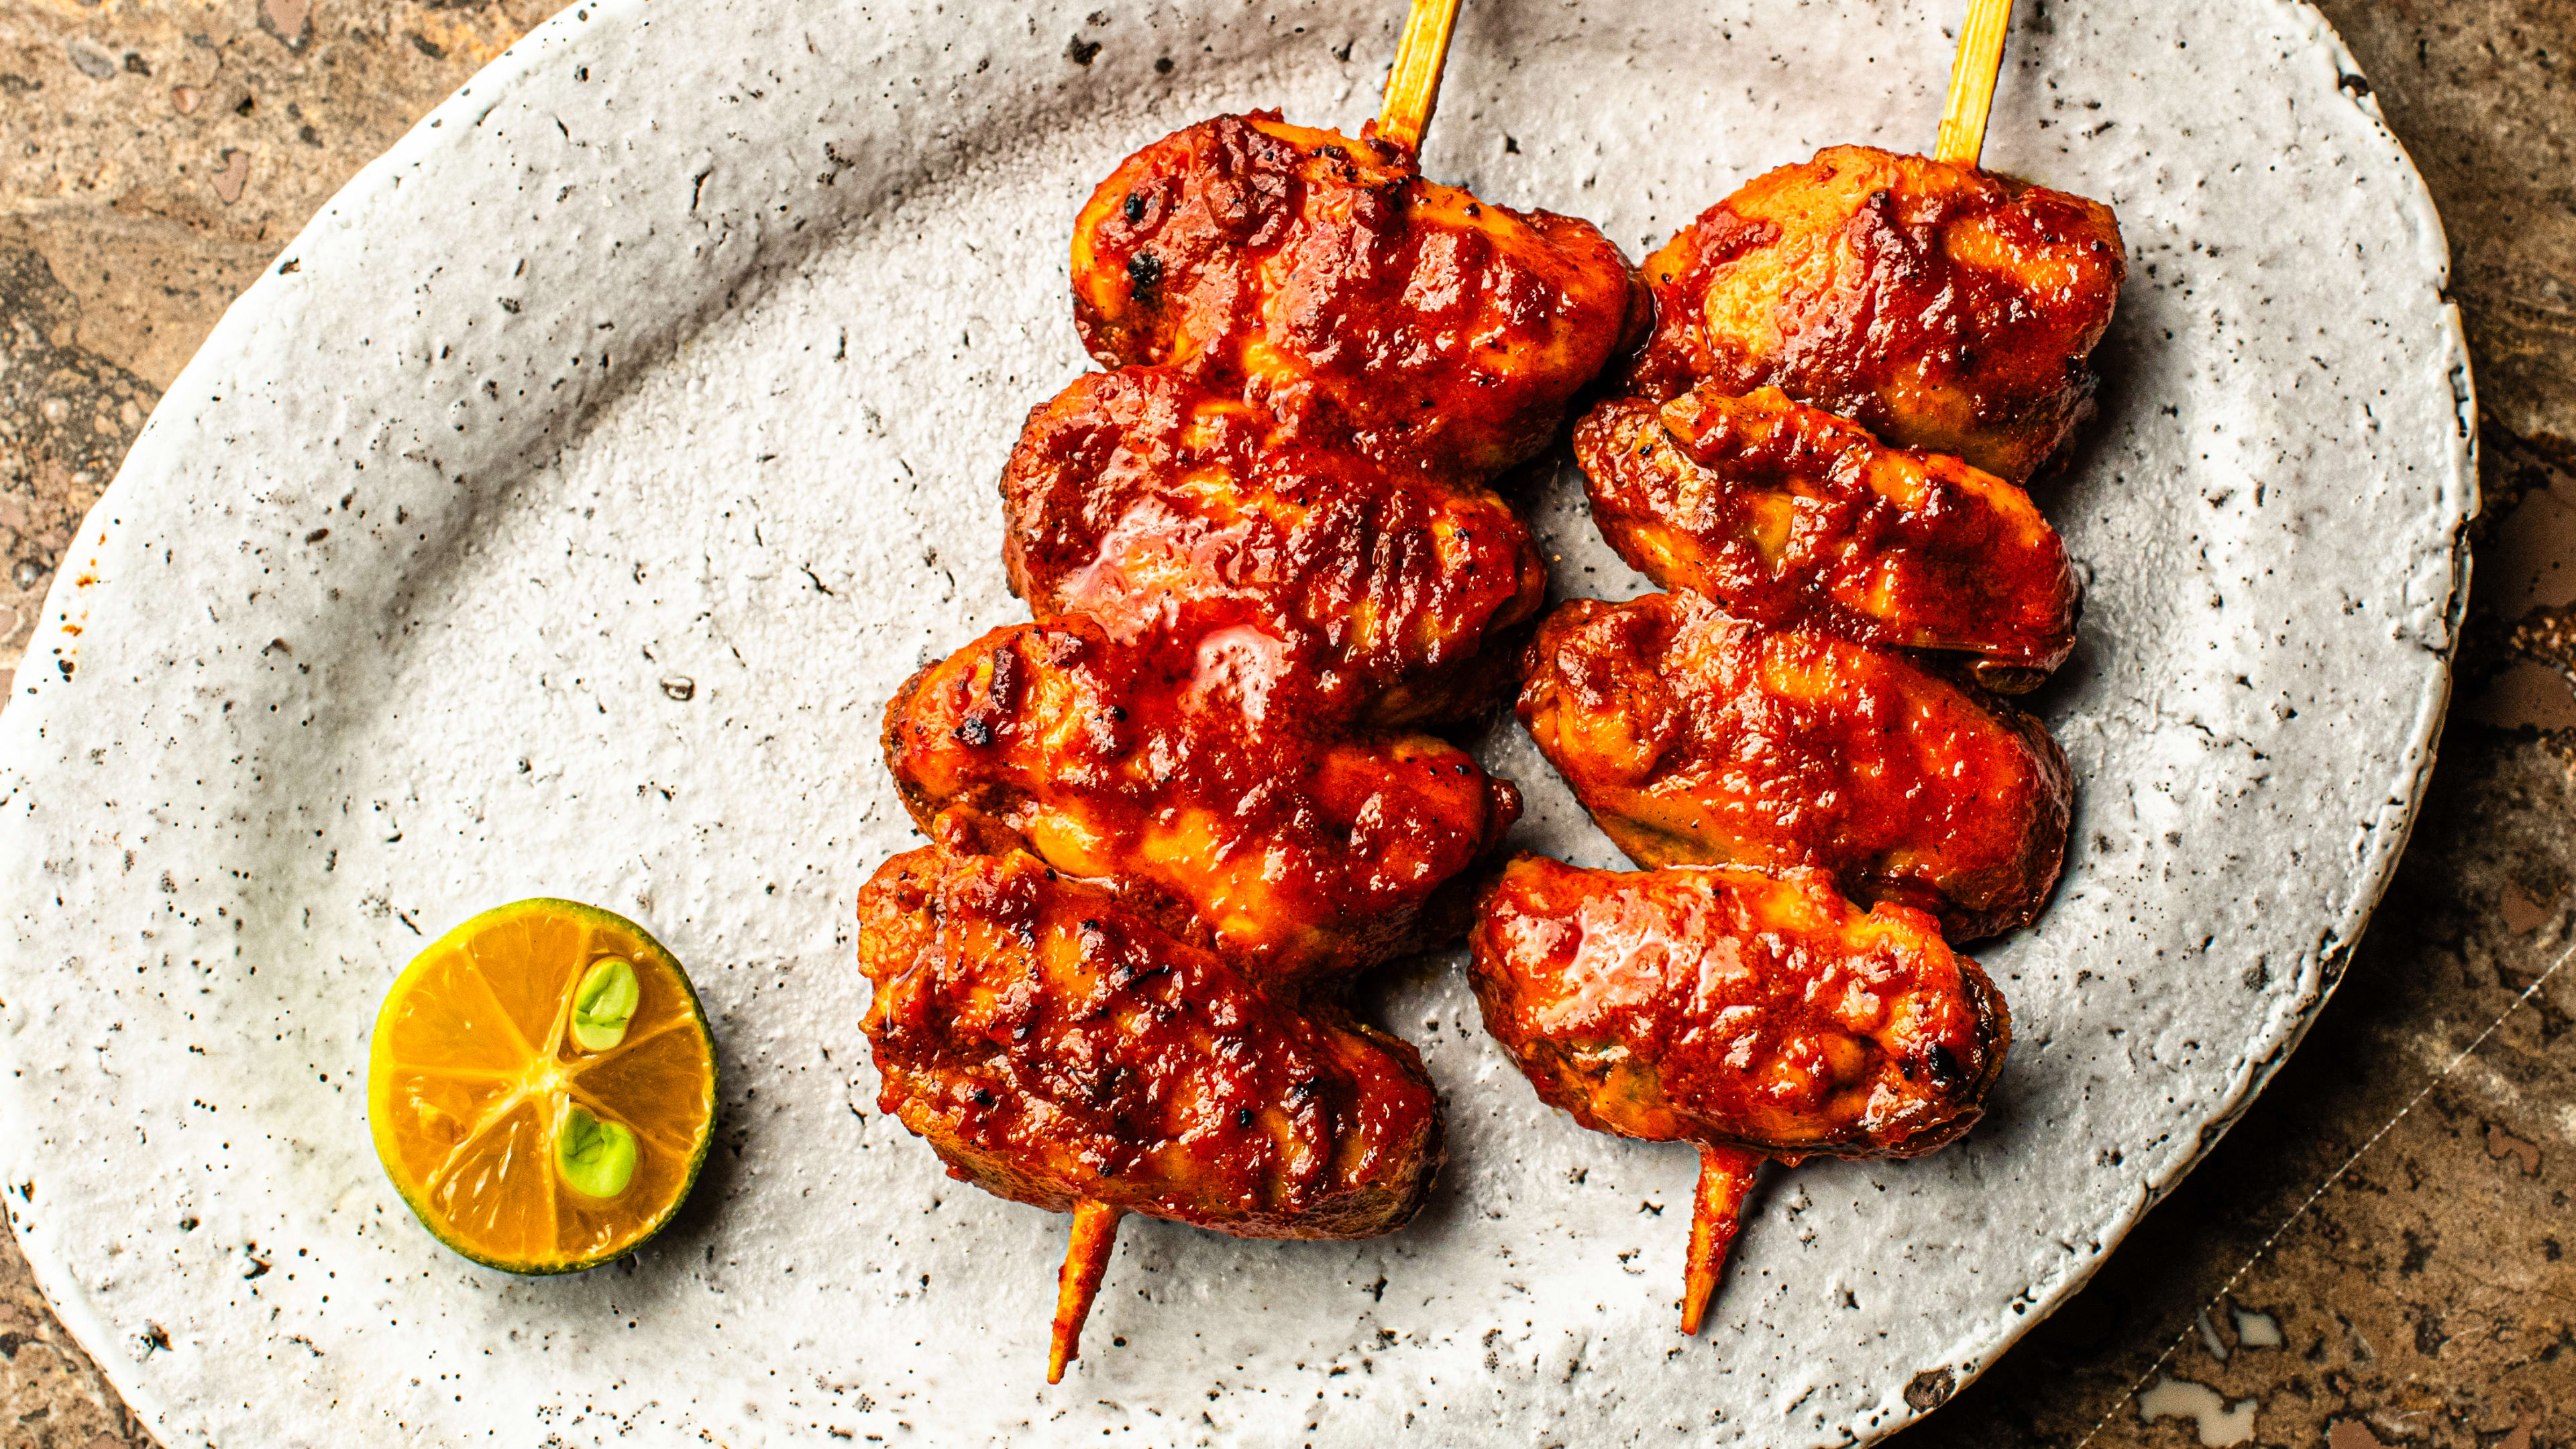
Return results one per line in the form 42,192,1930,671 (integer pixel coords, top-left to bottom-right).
2072,937,2575,1448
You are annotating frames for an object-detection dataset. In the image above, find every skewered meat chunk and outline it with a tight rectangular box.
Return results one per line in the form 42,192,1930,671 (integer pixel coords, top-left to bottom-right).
1517,591,2069,941
1572,385,2078,680
1469,855,2010,1163
1002,366,1548,724
1469,851,2011,1333
1070,111,1643,478
1621,144,2125,484
885,616,1521,982
860,820,1443,1236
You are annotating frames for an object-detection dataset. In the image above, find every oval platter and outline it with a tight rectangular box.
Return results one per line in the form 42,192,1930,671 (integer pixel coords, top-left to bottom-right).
0,0,2472,1443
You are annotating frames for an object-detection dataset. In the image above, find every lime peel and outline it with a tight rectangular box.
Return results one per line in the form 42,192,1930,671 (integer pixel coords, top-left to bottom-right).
367,896,716,1275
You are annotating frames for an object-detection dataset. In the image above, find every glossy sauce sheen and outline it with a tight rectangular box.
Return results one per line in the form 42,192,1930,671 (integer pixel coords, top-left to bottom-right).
1624,145,2125,485
1002,366,1548,725
884,616,1519,981
860,822,1441,1236
1070,112,1644,478
1574,385,2078,674
1517,592,2070,941
1469,855,2009,1158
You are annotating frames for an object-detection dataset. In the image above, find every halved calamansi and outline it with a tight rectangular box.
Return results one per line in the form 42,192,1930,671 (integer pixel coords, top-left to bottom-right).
366,898,717,1274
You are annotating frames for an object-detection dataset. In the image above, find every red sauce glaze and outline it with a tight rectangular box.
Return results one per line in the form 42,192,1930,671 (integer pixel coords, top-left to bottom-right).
1574,385,2078,678
1069,111,1644,479
861,817,1442,1236
1623,145,2125,485
884,615,1521,982
1001,366,1548,725
1517,592,2070,941
1469,854,2009,1159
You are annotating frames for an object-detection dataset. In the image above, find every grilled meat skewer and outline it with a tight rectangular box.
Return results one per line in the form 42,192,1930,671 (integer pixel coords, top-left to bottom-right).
859,85,1635,1375
1476,3,2114,1334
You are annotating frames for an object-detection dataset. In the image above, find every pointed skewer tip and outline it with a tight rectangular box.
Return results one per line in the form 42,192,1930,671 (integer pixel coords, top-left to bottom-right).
1680,1146,1764,1336
1047,1200,1124,1384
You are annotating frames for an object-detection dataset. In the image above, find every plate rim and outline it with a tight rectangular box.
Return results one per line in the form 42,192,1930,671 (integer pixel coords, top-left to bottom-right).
0,0,2478,1439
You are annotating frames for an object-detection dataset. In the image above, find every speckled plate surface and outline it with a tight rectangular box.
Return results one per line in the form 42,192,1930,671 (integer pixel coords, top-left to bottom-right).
0,0,2471,1443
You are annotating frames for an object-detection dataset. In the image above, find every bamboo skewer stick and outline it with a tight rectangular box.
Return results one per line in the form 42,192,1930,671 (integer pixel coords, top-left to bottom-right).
1931,0,2014,166
1668,0,2019,1345
1048,1201,1126,1383
1680,1146,1764,1335
1377,0,1465,148
1043,0,1471,1387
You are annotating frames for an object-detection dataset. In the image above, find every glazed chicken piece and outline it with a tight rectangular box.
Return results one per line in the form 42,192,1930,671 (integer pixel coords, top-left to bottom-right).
1574,385,2078,682
862,816,1443,1377
1472,855,2008,1159
1622,144,2125,484
1470,853,2008,1330
884,616,1521,983
1517,591,2069,941
1070,111,1642,478
1002,367,1548,725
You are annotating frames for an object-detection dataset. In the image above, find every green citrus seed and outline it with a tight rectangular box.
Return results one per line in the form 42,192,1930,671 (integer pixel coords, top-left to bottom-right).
556,1104,639,1199
570,957,640,1052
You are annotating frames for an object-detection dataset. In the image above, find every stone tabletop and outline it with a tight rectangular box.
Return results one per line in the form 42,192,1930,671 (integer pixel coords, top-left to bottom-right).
0,0,2567,1444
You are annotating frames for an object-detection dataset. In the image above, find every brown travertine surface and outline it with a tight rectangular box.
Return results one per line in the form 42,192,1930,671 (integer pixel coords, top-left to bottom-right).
0,0,556,688
0,0,2568,1444
1906,3,2576,1444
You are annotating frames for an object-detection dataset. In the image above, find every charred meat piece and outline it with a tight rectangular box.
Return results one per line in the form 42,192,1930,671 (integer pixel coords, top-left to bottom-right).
1002,367,1548,724
885,616,1521,981
1573,385,2077,679
1517,592,2069,941
1070,112,1643,478
860,823,1443,1235
1623,145,2125,484
1470,854,2009,1162
861,819,1450,1379
1470,853,2010,1334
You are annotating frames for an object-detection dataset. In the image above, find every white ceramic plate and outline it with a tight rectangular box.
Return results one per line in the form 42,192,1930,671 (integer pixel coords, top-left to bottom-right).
0,0,2471,1443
